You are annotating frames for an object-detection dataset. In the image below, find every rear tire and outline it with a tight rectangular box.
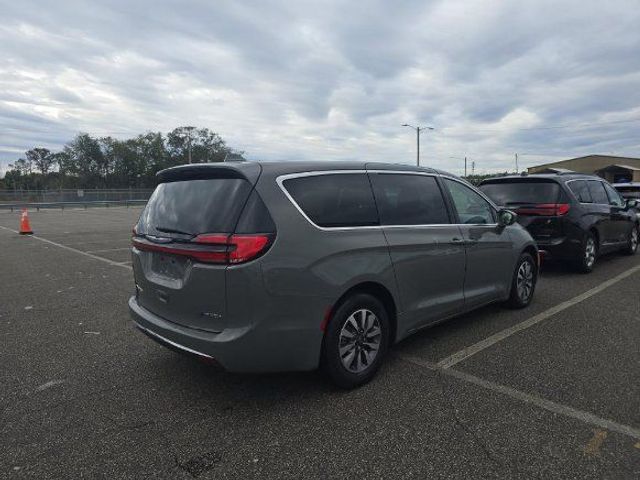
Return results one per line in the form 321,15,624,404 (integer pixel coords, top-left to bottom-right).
623,225,639,255
507,252,537,309
321,293,389,389
575,232,597,273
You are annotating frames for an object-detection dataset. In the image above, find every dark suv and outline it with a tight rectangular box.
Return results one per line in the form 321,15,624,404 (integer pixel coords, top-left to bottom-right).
130,161,538,388
480,173,639,272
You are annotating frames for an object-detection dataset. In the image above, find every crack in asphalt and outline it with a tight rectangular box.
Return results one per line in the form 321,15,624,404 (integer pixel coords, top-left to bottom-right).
432,365,544,480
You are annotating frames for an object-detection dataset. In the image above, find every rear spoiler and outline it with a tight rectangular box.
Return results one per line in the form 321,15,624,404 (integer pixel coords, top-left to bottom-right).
157,163,262,184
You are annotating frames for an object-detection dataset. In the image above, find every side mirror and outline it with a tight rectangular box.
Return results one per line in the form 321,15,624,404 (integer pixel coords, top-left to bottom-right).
497,209,517,227
626,199,638,209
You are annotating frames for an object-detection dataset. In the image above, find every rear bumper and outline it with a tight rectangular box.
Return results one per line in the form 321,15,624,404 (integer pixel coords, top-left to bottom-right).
128,296,323,372
536,236,582,260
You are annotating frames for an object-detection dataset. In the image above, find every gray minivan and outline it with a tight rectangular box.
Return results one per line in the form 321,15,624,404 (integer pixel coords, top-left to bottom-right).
129,161,538,388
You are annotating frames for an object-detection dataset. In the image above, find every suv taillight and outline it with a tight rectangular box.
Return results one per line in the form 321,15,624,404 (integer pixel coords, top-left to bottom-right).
516,203,570,216
131,233,273,265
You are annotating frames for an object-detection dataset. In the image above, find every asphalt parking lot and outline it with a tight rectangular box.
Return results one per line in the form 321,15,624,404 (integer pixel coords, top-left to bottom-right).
1,207,639,479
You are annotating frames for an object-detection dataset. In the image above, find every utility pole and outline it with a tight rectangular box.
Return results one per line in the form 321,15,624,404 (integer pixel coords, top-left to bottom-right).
515,153,519,173
472,161,476,175
449,156,470,177
181,126,196,164
402,124,434,166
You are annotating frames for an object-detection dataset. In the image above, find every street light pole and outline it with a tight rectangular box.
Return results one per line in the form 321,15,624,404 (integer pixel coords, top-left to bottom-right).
402,124,434,166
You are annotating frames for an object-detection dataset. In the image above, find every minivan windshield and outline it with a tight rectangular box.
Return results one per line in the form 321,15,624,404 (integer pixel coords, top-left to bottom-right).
480,181,560,206
137,178,252,236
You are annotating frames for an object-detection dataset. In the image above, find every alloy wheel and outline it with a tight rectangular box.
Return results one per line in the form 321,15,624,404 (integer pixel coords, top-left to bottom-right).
339,309,382,373
585,237,596,268
516,260,534,303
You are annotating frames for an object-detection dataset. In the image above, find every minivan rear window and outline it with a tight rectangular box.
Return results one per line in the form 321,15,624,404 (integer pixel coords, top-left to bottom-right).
283,173,378,228
137,178,252,236
480,181,560,206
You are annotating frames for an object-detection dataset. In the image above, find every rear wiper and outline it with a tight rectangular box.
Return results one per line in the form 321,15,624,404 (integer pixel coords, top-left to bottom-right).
155,226,193,236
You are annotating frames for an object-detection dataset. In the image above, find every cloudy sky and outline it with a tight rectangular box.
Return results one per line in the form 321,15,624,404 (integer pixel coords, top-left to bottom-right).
1,0,640,176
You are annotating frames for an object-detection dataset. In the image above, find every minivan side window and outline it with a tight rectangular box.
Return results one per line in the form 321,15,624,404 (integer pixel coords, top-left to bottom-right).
370,173,450,225
444,178,495,224
587,181,609,205
603,182,625,207
282,173,379,228
568,180,592,203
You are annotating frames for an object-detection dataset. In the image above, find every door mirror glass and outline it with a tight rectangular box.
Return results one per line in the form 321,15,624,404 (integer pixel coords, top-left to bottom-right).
497,209,517,226
626,199,639,209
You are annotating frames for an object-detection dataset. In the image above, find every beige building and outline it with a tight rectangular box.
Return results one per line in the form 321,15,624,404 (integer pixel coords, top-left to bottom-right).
528,155,640,182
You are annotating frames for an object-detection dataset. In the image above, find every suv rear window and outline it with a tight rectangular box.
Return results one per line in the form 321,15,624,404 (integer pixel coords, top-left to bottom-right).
283,173,378,228
480,180,560,206
137,178,252,236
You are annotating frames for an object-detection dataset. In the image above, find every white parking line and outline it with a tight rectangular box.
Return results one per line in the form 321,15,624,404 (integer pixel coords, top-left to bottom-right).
85,247,131,254
0,225,132,271
400,355,640,440
437,263,640,369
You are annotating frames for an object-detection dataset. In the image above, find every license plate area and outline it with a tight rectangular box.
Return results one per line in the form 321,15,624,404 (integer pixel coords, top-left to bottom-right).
151,252,188,280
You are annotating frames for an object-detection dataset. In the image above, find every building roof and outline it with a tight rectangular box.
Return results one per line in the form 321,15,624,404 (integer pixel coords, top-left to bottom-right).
530,154,640,170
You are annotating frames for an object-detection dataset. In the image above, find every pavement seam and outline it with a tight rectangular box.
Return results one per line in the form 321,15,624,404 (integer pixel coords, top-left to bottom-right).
437,263,640,369
398,354,640,441
0,225,132,271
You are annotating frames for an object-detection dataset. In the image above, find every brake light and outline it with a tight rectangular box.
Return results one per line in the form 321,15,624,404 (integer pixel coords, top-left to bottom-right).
228,235,271,263
132,233,273,264
516,203,570,216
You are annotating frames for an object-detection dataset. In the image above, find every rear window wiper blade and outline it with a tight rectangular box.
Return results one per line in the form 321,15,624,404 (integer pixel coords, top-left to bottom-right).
155,226,194,236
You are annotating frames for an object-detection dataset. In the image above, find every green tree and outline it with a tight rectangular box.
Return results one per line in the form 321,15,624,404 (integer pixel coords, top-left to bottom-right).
25,148,54,175
167,127,233,164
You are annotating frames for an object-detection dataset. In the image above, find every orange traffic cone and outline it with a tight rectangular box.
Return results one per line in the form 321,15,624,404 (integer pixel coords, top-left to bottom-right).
19,208,33,235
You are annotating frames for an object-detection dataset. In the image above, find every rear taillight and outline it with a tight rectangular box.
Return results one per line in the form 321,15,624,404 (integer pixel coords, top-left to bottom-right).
132,233,273,265
516,203,570,216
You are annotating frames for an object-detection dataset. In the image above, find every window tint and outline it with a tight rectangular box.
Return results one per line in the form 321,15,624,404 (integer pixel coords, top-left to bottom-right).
444,178,495,224
283,173,378,227
137,178,252,235
603,182,625,207
479,181,560,205
235,190,276,233
587,181,609,204
370,174,450,225
568,180,592,203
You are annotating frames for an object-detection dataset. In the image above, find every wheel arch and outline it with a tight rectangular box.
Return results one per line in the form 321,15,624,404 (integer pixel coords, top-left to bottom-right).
329,282,398,346
521,243,539,272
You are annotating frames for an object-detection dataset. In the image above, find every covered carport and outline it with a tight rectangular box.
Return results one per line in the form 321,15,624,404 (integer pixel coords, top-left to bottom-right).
595,164,640,183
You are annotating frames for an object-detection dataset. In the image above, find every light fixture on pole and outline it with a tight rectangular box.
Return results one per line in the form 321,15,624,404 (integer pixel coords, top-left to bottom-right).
402,124,434,166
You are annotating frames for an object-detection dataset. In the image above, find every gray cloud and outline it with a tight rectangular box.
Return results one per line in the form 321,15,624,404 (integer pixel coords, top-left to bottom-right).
1,0,640,176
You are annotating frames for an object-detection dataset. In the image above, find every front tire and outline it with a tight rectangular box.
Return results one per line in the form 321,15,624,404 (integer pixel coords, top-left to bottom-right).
507,252,537,309
623,225,639,255
321,293,389,389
